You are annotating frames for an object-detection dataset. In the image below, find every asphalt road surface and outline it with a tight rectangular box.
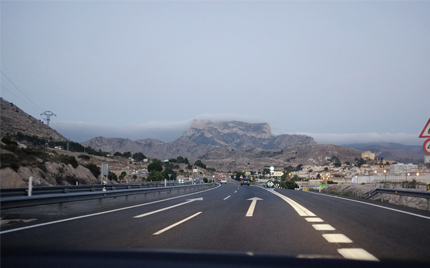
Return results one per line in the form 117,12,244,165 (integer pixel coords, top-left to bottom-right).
2,182,430,263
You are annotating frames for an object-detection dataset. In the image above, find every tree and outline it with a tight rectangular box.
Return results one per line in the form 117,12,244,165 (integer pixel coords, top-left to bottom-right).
108,171,117,181
132,152,146,162
355,157,366,168
184,157,190,164
147,171,163,181
148,159,163,172
194,160,206,169
123,152,132,158
162,167,177,180
119,171,127,181
176,156,185,163
284,166,294,172
113,152,123,157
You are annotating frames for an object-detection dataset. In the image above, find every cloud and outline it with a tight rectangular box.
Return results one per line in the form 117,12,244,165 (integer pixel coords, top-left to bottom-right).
53,113,267,142
299,132,423,146
52,116,423,146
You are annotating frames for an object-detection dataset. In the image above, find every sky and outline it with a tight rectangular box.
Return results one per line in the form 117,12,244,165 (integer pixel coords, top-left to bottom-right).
1,0,429,146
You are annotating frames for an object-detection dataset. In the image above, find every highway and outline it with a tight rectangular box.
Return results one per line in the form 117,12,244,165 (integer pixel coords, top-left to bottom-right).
1,181,430,263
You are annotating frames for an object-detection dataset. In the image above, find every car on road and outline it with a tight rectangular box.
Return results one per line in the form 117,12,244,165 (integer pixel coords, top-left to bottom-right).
240,178,250,186
220,178,227,184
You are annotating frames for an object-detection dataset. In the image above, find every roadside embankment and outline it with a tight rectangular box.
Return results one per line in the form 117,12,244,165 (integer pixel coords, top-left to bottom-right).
320,182,430,211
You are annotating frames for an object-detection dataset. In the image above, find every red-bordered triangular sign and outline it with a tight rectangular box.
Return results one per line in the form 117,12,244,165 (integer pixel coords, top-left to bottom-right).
419,118,430,138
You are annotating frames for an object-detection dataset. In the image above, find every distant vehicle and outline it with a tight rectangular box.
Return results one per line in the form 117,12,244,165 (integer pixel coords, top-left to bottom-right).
240,178,250,186
220,178,227,184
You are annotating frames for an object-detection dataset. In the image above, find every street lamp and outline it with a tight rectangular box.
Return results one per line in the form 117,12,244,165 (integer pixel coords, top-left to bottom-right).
383,170,387,182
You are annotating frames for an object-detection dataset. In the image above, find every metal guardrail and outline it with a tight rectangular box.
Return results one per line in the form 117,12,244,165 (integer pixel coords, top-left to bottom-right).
0,181,192,198
0,183,214,210
364,188,430,200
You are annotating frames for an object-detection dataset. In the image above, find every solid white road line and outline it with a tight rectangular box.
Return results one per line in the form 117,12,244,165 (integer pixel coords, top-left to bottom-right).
134,198,202,218
153,212,202,235
322,234,353,243
223,195,231,200
267,189,316,216
264,188,377,261
305,191,430,220
0,185,219,235
338,248,379,261
305,217,324,222
312,224,335,231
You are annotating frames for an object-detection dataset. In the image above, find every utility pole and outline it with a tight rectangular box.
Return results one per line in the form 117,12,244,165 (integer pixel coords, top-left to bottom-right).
40,111,56,151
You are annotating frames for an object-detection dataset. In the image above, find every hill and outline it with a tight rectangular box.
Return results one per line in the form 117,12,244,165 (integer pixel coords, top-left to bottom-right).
0,98,66,141
343,143,424,164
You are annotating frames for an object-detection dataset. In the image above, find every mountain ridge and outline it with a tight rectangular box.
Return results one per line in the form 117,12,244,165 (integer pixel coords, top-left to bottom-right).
81,120,316,160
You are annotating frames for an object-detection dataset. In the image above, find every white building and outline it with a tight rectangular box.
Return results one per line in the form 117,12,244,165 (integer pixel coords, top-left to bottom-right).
390,163,418,174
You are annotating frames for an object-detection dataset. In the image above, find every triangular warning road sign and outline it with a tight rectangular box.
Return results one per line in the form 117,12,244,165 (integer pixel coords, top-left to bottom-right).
419,118,430,138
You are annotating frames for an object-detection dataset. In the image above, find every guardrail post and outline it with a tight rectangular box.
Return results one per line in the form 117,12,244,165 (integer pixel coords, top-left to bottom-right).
428,198,430,211
27,176,33,197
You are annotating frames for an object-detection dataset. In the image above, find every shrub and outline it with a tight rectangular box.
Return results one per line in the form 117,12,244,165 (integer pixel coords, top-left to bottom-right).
85,163,101,178
58,155,79,168
108,171,118,181
1,153,19,171
78,154,90,160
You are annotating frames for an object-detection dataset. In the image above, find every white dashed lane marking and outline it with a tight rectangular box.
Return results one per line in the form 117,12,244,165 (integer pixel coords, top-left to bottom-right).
265,188,378,261
312,224,335,231
305,217,324,222
322,234,353,243
338,248,379,261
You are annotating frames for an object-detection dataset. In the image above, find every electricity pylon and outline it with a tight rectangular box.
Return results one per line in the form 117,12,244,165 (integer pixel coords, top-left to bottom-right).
40,111,56,151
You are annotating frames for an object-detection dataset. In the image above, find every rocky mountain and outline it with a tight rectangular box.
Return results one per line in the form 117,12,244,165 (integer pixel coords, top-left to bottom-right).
0,98,66,141
81,120,366,169
82,120,316,160
183,120,315,149
343,143,425,164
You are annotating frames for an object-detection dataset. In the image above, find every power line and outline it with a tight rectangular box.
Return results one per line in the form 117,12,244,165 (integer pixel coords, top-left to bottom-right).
1,70,44,111
1,84,42,112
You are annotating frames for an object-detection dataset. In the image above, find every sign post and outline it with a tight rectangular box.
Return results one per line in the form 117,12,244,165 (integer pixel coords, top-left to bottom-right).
419,118,430,156
423,139,430,155
101,163,109,184
419,118,430,138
